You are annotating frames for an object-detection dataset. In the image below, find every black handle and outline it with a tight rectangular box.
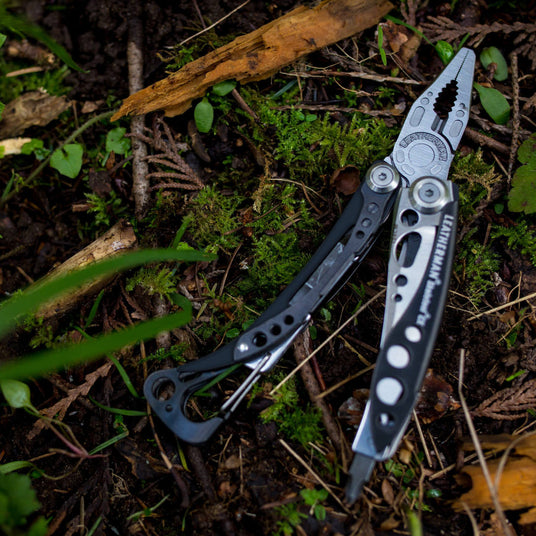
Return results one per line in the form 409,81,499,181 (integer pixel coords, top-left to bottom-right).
144,163,401,444
365,193,458,457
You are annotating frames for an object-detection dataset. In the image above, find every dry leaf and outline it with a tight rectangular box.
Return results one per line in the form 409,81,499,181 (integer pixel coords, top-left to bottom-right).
415,369,459,424
0,137,32,156
0,90,70,137
455,433,536,524
330,165,360,195
28,361,113,439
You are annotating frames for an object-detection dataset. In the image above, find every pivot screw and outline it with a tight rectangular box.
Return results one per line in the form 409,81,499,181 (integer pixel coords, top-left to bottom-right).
410,177,449,213
366,162,400,193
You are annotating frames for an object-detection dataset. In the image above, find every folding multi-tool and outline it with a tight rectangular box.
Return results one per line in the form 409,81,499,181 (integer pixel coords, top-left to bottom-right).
144,47,476,502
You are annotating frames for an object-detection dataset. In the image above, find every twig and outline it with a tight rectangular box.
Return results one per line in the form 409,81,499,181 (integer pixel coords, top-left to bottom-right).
283,68,422,85
279,438,350,513
270,289,385,396
458,349,513,536
464,127,510,155
178,0,251,47
293,330,351,461
413,410,432,468
127,1,150,220
508,52,520,183
468,290,536,320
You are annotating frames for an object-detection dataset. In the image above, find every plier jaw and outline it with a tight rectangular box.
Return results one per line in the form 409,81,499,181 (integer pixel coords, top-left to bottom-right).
144,48,476,504
389,47,476,185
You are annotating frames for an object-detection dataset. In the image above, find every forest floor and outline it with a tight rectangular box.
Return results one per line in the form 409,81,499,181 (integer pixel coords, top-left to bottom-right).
1,1,536,535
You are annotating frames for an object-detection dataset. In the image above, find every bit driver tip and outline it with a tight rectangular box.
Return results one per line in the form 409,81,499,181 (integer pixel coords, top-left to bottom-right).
345,453,376,504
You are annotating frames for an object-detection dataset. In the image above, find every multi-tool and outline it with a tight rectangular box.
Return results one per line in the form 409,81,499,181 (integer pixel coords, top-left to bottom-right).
144,47,476,502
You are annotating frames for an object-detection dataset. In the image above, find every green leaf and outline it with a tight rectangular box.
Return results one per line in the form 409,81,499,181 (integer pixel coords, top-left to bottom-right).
480,46,508,81
436,41,454,65
89,396,147,416
0,11,83,72
508,156,536,213
377,24,387,66
212,80,236,97
0,33,6,47
105,127,131,155
0,305,192,381
50,143,84,178
27,516,49,536
0,472,41,526
0,379,32,409
314,504,326,521
518,133,536,164
0,101,4,121
0,248,215,340
474,83,510,125
0,461,35,475
194,97,214,133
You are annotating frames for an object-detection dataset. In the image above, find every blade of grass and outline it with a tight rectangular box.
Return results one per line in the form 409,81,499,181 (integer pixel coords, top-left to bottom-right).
88,430,129,455
89,396,147,417
75,327,141,398
0,303,191,380
0,247,214,339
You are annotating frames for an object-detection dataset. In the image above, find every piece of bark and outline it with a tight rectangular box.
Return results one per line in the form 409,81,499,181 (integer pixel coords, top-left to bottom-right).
0,90,70,137
454,434,536,525
111,0,393,120
36,220,137,319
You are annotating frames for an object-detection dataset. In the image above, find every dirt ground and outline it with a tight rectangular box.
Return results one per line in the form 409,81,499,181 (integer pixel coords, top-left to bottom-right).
2,0,536,535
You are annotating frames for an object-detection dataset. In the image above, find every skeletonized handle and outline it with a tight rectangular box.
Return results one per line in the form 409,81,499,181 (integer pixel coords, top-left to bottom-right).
352,187,458,460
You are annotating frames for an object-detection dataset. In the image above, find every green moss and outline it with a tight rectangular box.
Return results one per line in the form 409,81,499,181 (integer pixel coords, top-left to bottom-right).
125,266,179,299
260,373,324,449
187,186,244,254
451,150,499,221
456,229,501,303
248,103,397,182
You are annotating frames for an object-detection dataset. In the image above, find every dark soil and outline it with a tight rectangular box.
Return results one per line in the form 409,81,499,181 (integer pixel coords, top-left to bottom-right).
2,1,536,535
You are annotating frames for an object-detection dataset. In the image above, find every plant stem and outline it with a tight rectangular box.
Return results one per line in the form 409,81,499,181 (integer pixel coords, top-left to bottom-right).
0,109,115,207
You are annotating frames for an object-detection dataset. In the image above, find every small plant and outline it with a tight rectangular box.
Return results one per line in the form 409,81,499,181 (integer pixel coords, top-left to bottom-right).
261,374,324,449
300,488,329,521
508,133,536,214
85,191,127,227
273,488,329,535
492,219,536,265
126,266,179,299
0,472,48,536
187,186,244,254
194,80,236,133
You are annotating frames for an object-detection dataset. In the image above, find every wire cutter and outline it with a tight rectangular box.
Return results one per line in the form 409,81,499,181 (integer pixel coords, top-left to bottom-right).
144,47,476,503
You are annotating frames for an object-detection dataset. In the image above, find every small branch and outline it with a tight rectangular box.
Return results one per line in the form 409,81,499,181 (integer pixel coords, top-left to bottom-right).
293,330,351,461
508,52,520,183
127,0,150,220
458,349,513,536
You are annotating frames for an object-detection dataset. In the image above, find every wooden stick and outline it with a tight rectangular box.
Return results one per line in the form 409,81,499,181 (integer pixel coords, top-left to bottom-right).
37,220,137,319
111,0,393,120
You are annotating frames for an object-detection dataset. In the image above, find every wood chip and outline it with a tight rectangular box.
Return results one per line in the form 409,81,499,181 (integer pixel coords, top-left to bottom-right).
111,0,393,120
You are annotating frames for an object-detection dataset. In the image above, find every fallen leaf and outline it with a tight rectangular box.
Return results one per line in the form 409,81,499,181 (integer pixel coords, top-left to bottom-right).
28,361,113,439
380,20,408,54
330,165,360,195
454,433,536,524
0,90,70,138
0,137,32,156
415,369,459,423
